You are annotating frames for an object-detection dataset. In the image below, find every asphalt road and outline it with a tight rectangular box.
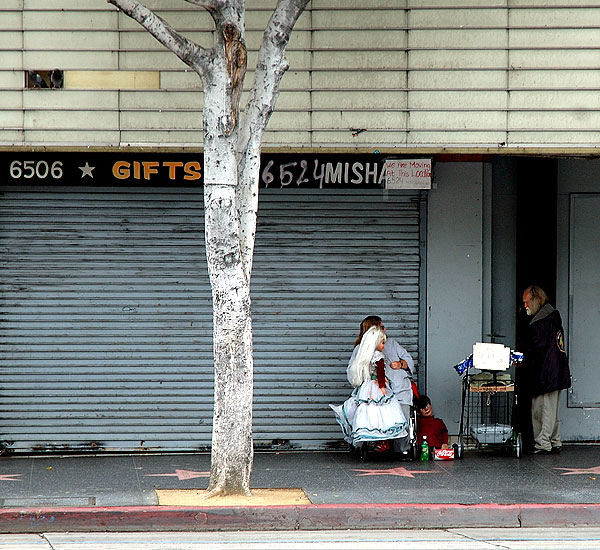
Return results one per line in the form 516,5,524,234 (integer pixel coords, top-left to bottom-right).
2,528,600,549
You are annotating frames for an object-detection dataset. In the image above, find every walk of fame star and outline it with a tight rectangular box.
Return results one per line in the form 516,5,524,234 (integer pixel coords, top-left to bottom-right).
0,474,22,481
352,466,442,478
144,469,210,480
554,465,600,476
79,162,95,178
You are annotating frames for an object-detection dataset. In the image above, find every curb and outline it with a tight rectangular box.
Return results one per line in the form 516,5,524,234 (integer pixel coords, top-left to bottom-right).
2,503,600,532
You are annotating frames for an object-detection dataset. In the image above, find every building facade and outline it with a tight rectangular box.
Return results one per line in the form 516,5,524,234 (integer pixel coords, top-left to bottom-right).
1,1,599,451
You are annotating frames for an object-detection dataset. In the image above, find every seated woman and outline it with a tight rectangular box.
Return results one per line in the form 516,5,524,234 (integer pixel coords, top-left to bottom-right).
330,326,407,450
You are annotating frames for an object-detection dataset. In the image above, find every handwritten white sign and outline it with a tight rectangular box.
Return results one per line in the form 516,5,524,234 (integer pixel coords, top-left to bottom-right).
472,342,511,371
384,158,432,189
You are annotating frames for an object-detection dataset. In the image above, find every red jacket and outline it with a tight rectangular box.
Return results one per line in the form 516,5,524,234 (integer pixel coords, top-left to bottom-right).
417,416,448,448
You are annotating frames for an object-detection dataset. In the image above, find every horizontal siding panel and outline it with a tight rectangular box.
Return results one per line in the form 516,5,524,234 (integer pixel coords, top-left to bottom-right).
409,50,508,69
510,29,600,49
312,30,407,49
24,0,112,9
24,110,119,129
409,29,507,49
408,131,506,145
22,11,117,29
24,31,118,50
509,111,600,129
1,12,23,29
0,110,23,125
509,50,600,68
409,91,506,110
0,52,22,71
22,51,119,70
509,70,600,89
313,9,407,28
120,111,202,130
510,7,600,27
23,130,120,143
266,112,312,130
119,130,203,144
410,111,507,130
409,8,507,27
312,91,405,110
310,131,406,146
117,52,190,71
311,111,408,130
312,71,407,90
0,70,25,87
119,91,202,110
261,132,311,146
23,91,119,110
0,32,22,49
409,71,507,90
510,91,600,110
312,51,405,70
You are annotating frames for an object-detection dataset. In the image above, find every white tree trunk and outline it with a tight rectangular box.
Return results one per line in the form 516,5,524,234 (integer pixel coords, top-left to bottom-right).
107,0,309,497
203,76,254,495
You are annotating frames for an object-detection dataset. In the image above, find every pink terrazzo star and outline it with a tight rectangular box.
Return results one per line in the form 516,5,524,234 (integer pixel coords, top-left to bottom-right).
0,474,22,481
145,469,210,480
554,465,600,476
352,466,442,478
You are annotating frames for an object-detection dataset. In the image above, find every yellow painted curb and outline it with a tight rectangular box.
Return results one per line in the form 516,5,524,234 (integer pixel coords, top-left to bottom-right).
156,488,311,506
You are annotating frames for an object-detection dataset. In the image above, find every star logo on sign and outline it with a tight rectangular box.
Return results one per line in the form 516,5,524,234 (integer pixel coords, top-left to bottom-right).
0,474,22,481
145,469,210,480
352,466,441,478
554,465,600,476
79,162,95,178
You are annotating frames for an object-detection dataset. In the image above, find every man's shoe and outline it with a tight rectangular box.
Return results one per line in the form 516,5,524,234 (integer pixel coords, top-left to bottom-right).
551,446,562,454
533,448,551,455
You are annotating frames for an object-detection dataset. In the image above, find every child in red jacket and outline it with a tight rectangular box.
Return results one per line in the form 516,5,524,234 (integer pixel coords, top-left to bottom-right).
415,394,449,449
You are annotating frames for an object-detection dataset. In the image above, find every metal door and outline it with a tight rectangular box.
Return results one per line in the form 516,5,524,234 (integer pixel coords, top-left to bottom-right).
568,194,600,409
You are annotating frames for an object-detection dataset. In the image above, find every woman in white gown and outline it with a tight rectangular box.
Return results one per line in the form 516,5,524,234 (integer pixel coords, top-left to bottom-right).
330,326,407,448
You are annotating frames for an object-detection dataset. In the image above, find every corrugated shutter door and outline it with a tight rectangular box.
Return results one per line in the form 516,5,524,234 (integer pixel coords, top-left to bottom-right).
253,189,421,449
0,186,212,452
0,186,421,452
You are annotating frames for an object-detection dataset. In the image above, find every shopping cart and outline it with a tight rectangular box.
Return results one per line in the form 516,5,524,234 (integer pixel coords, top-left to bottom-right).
455,343,523,459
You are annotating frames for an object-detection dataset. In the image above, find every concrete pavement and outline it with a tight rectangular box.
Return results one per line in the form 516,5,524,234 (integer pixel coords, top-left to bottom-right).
1,445,600,532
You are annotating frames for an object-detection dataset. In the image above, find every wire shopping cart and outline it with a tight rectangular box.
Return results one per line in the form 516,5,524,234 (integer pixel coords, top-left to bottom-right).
454,344,523,459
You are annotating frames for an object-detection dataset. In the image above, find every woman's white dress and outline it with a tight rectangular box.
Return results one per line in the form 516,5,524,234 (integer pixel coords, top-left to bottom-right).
330,351,408,446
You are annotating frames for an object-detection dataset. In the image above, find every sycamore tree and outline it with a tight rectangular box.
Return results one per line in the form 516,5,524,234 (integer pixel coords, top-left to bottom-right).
107,0,309,496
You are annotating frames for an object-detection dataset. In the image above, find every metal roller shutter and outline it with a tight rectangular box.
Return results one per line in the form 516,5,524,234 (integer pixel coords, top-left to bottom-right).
0,185,422,452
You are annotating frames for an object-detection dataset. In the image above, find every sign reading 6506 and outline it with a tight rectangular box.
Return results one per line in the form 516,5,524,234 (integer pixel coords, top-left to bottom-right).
10,160,64,179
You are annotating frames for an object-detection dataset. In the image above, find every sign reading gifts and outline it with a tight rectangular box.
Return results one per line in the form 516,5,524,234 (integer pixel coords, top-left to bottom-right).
4,153,433,189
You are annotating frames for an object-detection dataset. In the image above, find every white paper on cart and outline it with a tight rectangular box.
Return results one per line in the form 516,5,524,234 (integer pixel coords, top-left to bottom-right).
472,342,511,371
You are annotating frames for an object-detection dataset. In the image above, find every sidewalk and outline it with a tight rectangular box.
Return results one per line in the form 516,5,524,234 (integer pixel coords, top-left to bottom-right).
1,445,600,532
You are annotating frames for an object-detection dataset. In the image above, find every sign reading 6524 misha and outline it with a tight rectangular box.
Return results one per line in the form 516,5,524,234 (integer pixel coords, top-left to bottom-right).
3,152,393,189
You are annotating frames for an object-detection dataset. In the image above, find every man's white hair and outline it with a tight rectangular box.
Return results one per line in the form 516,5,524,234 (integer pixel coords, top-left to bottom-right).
348,326,385,387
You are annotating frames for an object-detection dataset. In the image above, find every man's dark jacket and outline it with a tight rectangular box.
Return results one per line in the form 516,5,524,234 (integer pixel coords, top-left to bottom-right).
524,303,571,397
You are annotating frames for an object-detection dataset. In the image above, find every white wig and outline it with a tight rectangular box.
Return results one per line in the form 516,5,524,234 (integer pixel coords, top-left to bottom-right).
348,326,386,387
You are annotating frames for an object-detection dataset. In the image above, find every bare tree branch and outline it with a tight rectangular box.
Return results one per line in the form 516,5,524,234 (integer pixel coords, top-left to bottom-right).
236,0,310,277
242,0,309,149
107,0,210,75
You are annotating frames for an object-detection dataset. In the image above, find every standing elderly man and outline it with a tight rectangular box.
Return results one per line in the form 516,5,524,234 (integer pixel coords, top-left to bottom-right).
522,285,571,455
